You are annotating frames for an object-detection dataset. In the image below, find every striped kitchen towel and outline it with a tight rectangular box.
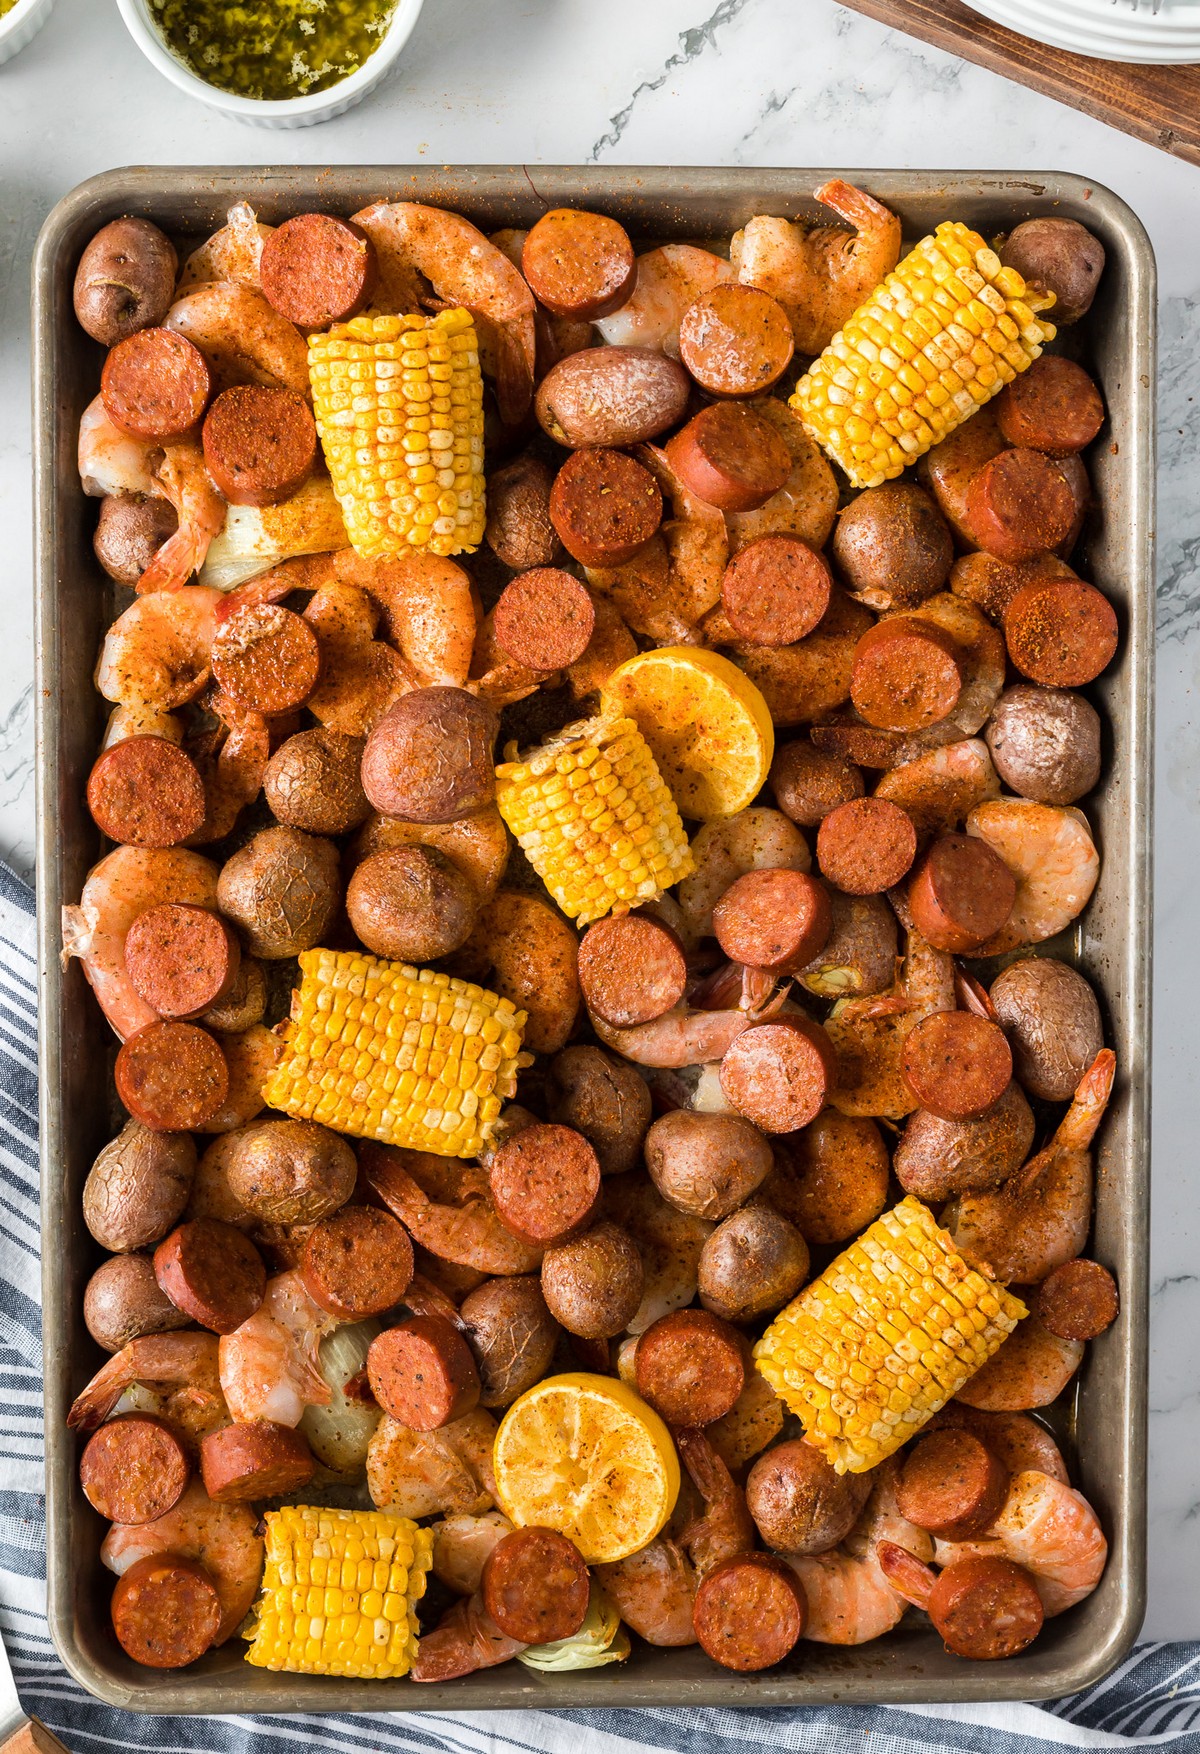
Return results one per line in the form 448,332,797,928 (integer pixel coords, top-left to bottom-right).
2,864,1196,1751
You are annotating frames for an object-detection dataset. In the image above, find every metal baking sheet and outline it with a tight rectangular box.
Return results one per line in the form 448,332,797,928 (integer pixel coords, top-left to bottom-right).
32,165,1154,1714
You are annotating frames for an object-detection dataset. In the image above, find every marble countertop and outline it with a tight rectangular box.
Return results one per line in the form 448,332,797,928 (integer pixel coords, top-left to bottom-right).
1,0,1195,1645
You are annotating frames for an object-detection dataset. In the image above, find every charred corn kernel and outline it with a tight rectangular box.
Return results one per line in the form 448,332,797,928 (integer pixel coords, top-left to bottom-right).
495,714,694,925
754,1197,1027,1474
308,309,485,558
244,1507,432,1678
791,222,1057,489
263,949,530,1159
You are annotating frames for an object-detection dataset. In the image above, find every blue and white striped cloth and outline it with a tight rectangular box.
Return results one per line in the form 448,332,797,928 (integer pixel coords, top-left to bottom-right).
0,866,1196,1752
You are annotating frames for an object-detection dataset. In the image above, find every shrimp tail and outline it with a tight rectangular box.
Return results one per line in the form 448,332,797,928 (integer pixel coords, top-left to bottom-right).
1057,1048,1116,1151
814,178,898,235
489,323,536,426
61,903,94,966
67,1362,130,1431
136,524,206,594
876,1540,935,1608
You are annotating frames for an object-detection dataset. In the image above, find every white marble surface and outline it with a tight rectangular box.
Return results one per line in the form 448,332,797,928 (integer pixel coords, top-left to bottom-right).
0,0,1196,1643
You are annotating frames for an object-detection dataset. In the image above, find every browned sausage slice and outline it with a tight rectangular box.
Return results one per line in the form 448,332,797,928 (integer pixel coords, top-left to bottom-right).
908,832,1017,953
1003,577,1118,687
578,913,688,1027
995,355,1104,457
87,737,207,848
692,1552,807,1671
202,385,317,508
901,1012,1014,1121
720,536,832,647
110,1554,223,1669
850,619,964,732
80,1414,190,1525
678,284,795,398
116,1022,230,1131
367,1315,481,1430
634,1308,746,1427
549,448,663,566
712,868,832,974
124,902,241,1021
963,448,1078,562
481,1525,591,1643
934,1406,1069,1484
927,1556,1044,1660
816,796,917,895
492,568,596,671
920,407,1006,547
301,1204,415,1319
522,209,636,321
665,403,792,514
719,1017,836,1133
101,327,213,442
153,1218,266,1333
895,1428,1009,1539
487,1122,602,1248
211,602,322,714
1033,1258,1119,1341
259,213,376,327
199,1420,315,1502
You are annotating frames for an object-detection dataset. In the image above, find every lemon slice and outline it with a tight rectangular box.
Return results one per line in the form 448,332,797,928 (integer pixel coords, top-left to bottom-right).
493,1372,680,1564
601,647,774,820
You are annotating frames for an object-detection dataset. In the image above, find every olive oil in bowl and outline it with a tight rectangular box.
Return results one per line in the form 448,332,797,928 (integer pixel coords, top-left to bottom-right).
147,0,398,100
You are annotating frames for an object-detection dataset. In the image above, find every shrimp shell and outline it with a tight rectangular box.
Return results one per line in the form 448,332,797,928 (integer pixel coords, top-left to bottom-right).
967,799,1100,953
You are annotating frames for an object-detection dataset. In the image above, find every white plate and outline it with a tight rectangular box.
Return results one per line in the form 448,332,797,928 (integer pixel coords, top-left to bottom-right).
962,0,1200,61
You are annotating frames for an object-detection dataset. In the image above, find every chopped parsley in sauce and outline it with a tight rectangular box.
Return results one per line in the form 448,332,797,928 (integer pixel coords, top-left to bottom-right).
147,0,398,101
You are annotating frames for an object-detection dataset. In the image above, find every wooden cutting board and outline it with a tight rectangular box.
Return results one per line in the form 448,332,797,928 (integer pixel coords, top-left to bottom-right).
836,0,1200,165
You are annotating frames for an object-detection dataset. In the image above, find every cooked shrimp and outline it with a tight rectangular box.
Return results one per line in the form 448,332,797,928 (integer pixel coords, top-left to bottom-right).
101,703,183,749
78,394,158,498
984,1470,1107,1615
218,1271,339,1427
61,845,220,1040
595,1538,699,1646
95,585,223,711
165,283,310,398
788,1461,933,1645
602,1177,712,1335
967,800,1100,954
411,1592,525,1681
101,1479,262,1642
468,611,542,706
351,202,536,423
825,928,953,1120
874,739,1000,838
674,1428,756,1576
945,1048,1114,1284
432,1511,514,1596
304,578,410,737
594,244,732,358
189,695,271,844
360,1144,544,1276
706,1368,786,1471
731,181,902,355
333,549,477,689
178,201,274,292
725,399,839,554
586,537,701,648
67,1332,227,1441
677,807,812,946
637,444,728,628
590,982,787,1070
367,1409,499,1519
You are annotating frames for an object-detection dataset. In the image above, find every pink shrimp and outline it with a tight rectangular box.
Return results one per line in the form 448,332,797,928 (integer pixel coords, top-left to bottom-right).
594,1538,699,1646
431,1512,515,1597
966,799,1100,954
787,1461,933,1645
367,1410,499,1520
218,1271,339,1427
985,1470,1107,1615
101,1480,262,1643
594,244,731,358
95,584,223,711
332,549,478,689
360,1144,544,1276
589,982,787,1070
411,1592,526,1681
674,1427,756,1575
825,929,954,1120
67,1332,228,1444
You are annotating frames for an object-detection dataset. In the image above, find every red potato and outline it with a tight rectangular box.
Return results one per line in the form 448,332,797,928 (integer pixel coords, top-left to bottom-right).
833,481,953,613
999,218,1105,324
546,1045,652,1176
763,1110,889,1244
535,347,690,448
770,740,864,827
74,217,178,346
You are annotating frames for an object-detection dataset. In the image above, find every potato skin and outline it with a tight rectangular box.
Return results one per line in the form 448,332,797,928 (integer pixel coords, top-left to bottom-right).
264,729,370,835
84,1253,192,1353
347,845,479,962
459,1276,560,1407
547,1045,652,1175
796,890,897,1000
833,482,953,612
93,495,179,585
361,689,496,824
83,1120,196,1253
541,1221,644,1338
765,1110,889,1244
999,218,1105,325
698,1207,809,1324
989,958,1104,1103
644,1110,773,1221
893,1081,1035,1202
198,956,267,1034
485,454,560,570
746,1439,871,1555
986,685,1101,806
535,346,691,449
770,740,864,827
216,825,340,959
224,1118,356,1226
73,217,178,347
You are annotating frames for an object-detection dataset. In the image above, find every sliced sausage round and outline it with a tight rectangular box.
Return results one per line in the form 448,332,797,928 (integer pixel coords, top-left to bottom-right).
901,1012,1013,1121
712,868,832,976
678,283,795,397
578,912,688,1027
101,327,212,442
895,1428,1009,1540
115,1022,230,1132
963,448,1078,562
1033,1259,1119,1342
995,355,1104,457
692,1553,807,1671
301,1204,415,1319
481,1525,591,1643
634,1308,746,1427
80,1414,190,1525
928,1556,1044,1660
87,737,206,847
487,1121,601,1249
210,602,322,714
816,796,917,895
720,535,832,647
110,1554,223,1669
199,1420,315,1503
665,403,792,513
124,903,241,1021
202,385,317,508
850,618,964,732
259,213,376,327
492,568,596,671
153,1218,266,1333
908,832,1017,953
549,448,663,566
367,1316,481,1430
522,209,636,320
719,1017,836,1133
1002,576,1119,687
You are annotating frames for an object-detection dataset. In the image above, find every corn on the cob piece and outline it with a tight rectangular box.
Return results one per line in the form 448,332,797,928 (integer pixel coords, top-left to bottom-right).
308,309,486,559
262,948,529,1159
244,1505,432,1678
791,221,1057,490
495,714,694,926
754,1196,1027,1474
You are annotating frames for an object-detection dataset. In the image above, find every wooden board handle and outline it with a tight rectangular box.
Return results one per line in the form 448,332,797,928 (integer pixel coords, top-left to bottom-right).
1,1720,73,1754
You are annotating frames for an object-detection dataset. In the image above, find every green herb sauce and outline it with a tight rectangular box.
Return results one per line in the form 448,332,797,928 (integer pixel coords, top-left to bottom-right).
147,0,398,101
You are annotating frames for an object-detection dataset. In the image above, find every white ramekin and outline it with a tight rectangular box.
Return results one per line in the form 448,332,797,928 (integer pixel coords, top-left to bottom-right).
114,0,424,128
0,0,56,68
